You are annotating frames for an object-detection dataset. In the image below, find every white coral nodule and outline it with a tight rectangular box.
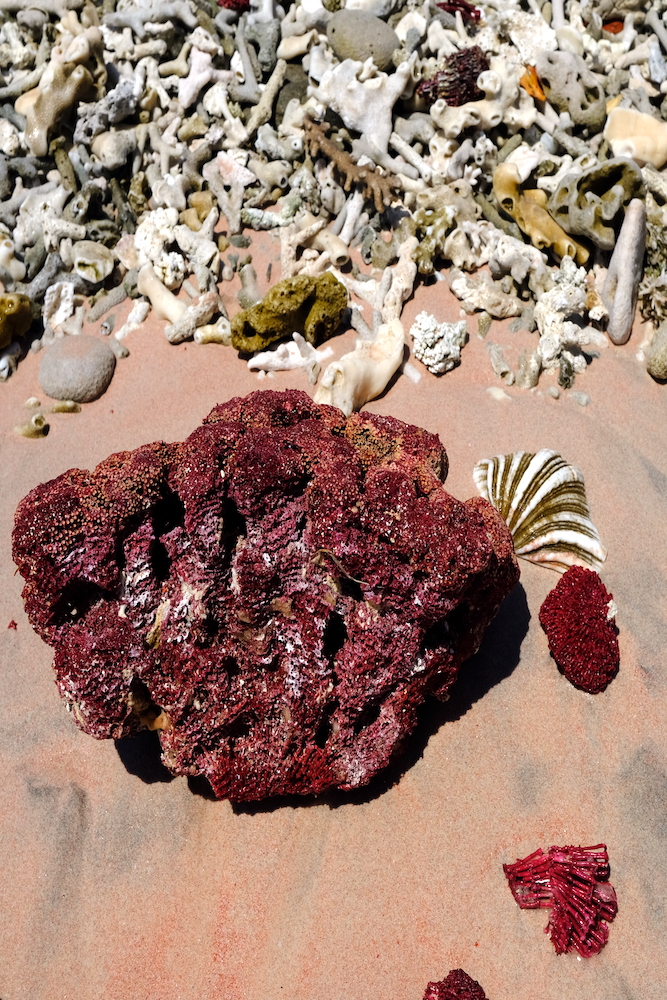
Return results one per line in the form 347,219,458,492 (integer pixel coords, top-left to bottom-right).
410,311,467,375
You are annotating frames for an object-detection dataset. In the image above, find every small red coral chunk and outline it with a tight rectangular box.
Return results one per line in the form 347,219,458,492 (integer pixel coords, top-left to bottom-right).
217,0,250,9
436,0,481,21
538,566,619,694
423,969,487,1000
417,46,489,107
504,844,617,957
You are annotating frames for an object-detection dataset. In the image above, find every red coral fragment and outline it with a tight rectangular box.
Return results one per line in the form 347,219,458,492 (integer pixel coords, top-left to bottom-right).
417,47,489,108
217,0,250,9
436,0,481,21
539,566,619,694
424,969,487,999
504,844,617,957
13,390,519,802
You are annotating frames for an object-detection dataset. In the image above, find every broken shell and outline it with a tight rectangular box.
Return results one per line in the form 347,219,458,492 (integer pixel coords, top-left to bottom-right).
14,413,48,438
71,241,115,284
473,449,607,572
603,108,667,169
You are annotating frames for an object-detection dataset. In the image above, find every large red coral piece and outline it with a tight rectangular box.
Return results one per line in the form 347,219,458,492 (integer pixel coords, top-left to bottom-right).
504,844,618,957
539,565,619,694
13,390,518,801
423,968,488,999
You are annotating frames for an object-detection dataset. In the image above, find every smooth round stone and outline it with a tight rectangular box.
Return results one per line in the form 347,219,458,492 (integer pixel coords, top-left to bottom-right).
39,334,116,403
327,10,399,71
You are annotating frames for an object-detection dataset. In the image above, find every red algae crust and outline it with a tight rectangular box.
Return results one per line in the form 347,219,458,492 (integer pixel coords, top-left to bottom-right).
423,968,488,999
539,566,619,694
12,389,519,801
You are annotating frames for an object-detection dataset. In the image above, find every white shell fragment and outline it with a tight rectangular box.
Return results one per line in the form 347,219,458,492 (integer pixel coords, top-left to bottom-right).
472,449,607,572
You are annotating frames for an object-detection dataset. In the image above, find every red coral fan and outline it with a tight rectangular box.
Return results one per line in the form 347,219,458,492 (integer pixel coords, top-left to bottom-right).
13,390,518,801
504,844,618,957
424,968,488,999
539,566,619,694
417,46,489,107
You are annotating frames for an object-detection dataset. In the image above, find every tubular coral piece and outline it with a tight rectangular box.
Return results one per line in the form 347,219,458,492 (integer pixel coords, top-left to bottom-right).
504,844,618,956
12,390,519,801
423,970,488,1000
302,118,400,214
602,198,646,346
539,566,619,693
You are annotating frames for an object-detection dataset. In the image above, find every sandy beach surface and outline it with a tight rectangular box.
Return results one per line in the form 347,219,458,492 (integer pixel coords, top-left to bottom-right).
1,238,666,1000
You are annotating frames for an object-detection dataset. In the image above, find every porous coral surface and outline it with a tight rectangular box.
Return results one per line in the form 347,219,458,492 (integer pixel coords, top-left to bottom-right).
423,968,488,999
539,565,619,693
12,389,518,801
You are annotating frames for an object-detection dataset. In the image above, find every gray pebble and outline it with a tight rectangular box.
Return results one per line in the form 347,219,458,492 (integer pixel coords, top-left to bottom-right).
327,10,399,72
38,335,116,403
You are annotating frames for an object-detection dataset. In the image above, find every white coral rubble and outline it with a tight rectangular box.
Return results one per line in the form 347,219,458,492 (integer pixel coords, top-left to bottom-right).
410,312,467,375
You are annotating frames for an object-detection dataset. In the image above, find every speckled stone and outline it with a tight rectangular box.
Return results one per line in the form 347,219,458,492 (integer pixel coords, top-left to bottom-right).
326,10,399,71
38,334,116,403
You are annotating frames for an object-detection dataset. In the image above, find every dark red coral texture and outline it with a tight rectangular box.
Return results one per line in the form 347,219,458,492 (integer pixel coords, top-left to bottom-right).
539,566,619,694
423,968,488,999
504,844,618,957
13,390,518,801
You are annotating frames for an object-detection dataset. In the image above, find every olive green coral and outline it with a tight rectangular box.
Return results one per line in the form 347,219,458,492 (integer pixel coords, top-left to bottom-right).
0,293,33,349
231,272,348,352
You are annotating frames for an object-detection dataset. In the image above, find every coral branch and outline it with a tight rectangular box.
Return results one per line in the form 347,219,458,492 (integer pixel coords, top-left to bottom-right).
302,117,400,214
504,843,617,956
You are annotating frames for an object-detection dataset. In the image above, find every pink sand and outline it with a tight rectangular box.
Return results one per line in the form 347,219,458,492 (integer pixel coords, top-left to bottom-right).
1,236,665,999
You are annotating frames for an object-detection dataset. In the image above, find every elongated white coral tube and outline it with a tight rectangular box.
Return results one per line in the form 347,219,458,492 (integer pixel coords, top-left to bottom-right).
137,263,187,324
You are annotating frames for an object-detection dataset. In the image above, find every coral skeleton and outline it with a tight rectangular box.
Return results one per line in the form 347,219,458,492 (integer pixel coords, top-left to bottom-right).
411,311,467,375
504,844,618,956
13,390,519,801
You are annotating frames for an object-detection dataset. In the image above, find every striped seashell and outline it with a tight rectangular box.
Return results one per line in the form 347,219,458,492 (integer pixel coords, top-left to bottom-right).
473,449,607,572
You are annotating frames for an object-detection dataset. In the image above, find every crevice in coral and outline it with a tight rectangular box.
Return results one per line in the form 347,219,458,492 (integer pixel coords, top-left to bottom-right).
353,700,382,735
150,486,186,581
322,610,347,662
314,699,339,748
50,579,108,626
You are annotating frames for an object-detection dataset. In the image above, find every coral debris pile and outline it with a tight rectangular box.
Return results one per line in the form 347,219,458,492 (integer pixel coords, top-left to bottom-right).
539,565,619,693
503,843,618,957
13,389,519,801
423,968,488,999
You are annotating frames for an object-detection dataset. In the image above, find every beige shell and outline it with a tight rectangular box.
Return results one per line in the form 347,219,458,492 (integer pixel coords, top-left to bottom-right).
473,449,607,572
